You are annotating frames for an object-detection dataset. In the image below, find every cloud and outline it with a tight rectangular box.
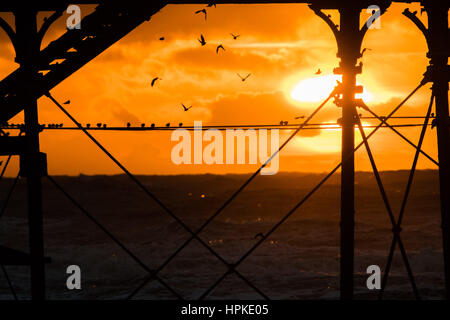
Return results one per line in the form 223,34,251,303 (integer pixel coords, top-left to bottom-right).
111,105,140,125
126,4,316,43
0,3,436,176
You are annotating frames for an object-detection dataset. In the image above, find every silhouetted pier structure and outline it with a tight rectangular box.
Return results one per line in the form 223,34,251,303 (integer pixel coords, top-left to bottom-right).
0,1,448,300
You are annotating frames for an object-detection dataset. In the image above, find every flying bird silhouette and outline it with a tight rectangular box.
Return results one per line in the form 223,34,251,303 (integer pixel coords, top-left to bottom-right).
206,2,216,8
198,34,206,46
216,45,225,54
159,37,165,41
315,69,322,75
151,77,161,87
295,116,305,120
237,73,251,82
63,100,70,105
182,104,193,111
361,48,372,57
230,33,240,40
195,9,207,20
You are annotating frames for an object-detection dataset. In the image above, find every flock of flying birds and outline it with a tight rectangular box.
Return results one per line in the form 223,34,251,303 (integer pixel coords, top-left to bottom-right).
150,3,252,114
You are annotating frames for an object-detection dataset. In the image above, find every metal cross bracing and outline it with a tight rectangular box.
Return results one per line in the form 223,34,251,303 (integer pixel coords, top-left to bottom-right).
0,0,449,300
0,2,168,125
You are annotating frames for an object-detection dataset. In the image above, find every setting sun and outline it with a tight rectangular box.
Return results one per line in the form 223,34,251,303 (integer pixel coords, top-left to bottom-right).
290,74,373,103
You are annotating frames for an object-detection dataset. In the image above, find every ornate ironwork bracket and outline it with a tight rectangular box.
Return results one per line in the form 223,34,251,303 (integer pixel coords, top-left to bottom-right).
309,4,388,62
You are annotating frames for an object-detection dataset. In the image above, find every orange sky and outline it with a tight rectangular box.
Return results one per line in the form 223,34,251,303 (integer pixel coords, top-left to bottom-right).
0,3,444,176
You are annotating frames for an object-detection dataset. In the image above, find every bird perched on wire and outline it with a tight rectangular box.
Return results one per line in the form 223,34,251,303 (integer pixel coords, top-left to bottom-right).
151,77,161,87
151,123,155,128
216,45,225,54
166,123,171,127
86,123,91,128
63,100,70,105
179,123,183,127
237,73,251,82
230,33,240,40
195,9,207,20
198,34,206,46
315,69,322,75
127,122,131,128
182,104,193,112
141,123,146,128
254,232,264,240
97,123,102,128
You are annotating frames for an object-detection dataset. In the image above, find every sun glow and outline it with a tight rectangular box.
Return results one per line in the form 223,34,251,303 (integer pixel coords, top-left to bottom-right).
290,74,373,103
290,121,372,154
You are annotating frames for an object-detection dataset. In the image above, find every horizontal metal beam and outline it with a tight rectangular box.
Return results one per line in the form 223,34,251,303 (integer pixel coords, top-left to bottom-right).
0,0,421,12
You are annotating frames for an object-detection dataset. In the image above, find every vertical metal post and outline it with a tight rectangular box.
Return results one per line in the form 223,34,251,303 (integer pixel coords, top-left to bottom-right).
426,2,450,299
338,5,361,300
14,9,46,300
